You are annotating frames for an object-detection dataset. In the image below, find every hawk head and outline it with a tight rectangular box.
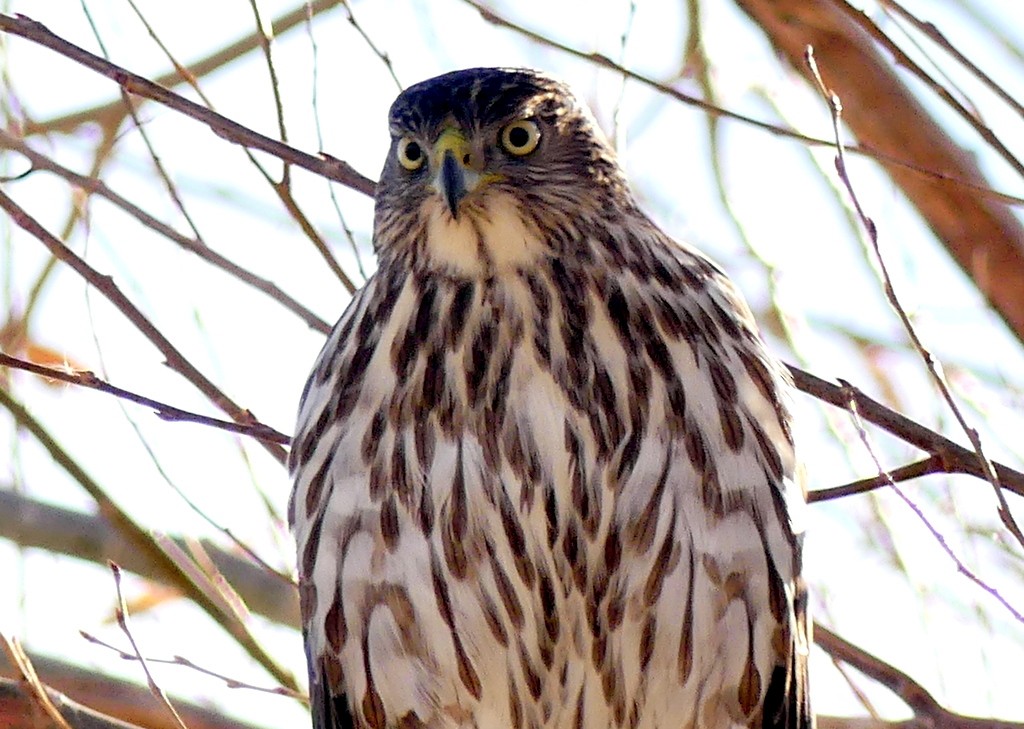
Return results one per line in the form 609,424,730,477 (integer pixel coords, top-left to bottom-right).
373,67,633,275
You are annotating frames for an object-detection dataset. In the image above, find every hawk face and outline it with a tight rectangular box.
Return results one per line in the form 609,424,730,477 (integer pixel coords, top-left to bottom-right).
373,68,630,276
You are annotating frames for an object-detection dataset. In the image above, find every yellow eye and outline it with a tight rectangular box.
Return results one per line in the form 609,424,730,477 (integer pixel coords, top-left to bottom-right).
500,120,540,156
397,137,425,170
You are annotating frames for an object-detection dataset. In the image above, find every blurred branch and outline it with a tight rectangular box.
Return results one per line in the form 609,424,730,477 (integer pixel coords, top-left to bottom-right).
0,656,269,729
0,352,290,445
1,634,73,729
0,187,288,465
0,489,300,628
0,13,375,197
0,676,141,729
0,387,299,692
734,0,1024,345
815,625,1024,729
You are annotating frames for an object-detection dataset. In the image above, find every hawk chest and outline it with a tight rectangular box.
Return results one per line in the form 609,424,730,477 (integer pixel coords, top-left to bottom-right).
291,260,796,729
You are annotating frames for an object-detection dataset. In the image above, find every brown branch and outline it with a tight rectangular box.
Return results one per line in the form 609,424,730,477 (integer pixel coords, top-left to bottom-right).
789,366,1024,499
0,658,269,729
0,676,142,729
877,0,1024,121
808,456,943,503
0,13,375,198
733,0,1024,345
803,47,1024,551
815,625,1024,729
24,0,338,137
460,0,1024,208
831,2,1023,179
0,352,290,445
0,127,331,332
836,381,1024,624
0,187,288,465
1,635,73,729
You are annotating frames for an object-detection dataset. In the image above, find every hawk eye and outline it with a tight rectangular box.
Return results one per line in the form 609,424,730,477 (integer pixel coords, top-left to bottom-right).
397,137,424,170
500,120,540,156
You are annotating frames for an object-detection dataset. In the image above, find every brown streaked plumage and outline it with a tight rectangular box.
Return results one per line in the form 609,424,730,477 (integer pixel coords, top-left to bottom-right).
290,67,811,729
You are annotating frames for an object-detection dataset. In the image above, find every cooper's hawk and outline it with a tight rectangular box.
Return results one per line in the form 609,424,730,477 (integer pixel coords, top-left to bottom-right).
290,68,811,729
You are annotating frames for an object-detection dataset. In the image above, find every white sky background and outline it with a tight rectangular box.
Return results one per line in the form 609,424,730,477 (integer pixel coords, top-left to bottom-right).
1,0,1023,727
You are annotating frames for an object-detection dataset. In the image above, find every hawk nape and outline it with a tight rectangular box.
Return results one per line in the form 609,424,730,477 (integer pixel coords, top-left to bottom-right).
289,67,811,729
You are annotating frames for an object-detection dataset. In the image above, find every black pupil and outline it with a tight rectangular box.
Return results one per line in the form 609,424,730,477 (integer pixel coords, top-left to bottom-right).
508,125,531,148
405,142,422,161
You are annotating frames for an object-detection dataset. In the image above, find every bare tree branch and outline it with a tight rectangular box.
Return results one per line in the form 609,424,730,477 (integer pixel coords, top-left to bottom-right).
815,625,1024,729
0,127,331,334
23,0,338,137
733,0,1024,344
459,0,1024,207
790,366,1024,499
803,47,1024,551
0,188,288,465
0,353,290,445
0,387,298,692
0,13,375,197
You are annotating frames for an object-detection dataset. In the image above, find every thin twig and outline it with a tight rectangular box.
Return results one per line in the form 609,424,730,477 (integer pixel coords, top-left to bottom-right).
0,351,289,444
0,127,331,333
238,0,357,293
838,382,1024,624
339,0,402,90
109,563,190,729
0,386,299,690
83,3,209,253
459,0,1024,207
805,45,1024,552
0,13,375,197
306,11,369,283
81,631,306,702
789,366,1024,499
0,186,288,464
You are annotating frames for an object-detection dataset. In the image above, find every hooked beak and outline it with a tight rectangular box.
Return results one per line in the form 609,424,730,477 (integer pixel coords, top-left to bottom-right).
432,128,479,219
